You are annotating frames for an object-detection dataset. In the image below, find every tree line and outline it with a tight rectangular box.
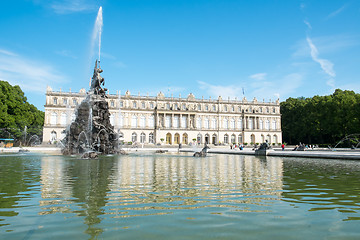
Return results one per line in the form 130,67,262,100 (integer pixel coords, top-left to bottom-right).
0,80,44,145
281,89,360,146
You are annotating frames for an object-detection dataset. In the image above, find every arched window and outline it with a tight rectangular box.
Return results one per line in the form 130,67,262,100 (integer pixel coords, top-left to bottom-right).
132,132,137,142
224,134,229,144
110,101,115,107
238,134,243,144
224,105,228,112
148,115,154,128
259,107,263,113
231,105,235,112
231,134,236,144
50,112,57,125
150,102,154,108
174,103,178,110
60,113,67,125
251,134,256,144
273,108,276,113
273,135,278,144
140,115,146,128
182,103,186,110
205,105,209,111
63,98,68,105
131,115,138,127
230,118,235,129
133,101,137,108
212,134,217,144
266,134,271,143
197,133,202,144
149,133,154,143
182,133,188,144
166,103,170,110
204,118,209,129
213,105,216,111
53,98,58,105
259,119,263,129
198,104,201,110
140,133,146,143
204,134,210,144
141,102,145,108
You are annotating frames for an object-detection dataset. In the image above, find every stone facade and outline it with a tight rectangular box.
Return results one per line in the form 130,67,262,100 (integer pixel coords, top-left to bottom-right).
43,86,282,146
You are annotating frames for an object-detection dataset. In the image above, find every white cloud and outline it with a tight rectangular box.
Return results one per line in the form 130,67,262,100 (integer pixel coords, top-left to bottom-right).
249,73,267,81
306,37,336,78
198,73,303,102
0,49,67,93
250,73,303,101
0,49,18,57
304,20,312,30
326,4,347,19
292,35,358,58
198,81,243,99
51,0,97,14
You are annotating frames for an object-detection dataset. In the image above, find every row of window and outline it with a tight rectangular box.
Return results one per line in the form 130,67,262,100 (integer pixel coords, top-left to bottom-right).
131,132,154,143
50,97,278,114
51,98,79,106
49,111,279,131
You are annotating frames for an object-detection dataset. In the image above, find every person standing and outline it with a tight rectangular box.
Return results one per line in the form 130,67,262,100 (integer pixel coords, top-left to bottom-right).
281,143,285,151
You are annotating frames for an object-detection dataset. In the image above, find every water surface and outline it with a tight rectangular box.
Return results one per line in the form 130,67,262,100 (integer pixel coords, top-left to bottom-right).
1,152,360,239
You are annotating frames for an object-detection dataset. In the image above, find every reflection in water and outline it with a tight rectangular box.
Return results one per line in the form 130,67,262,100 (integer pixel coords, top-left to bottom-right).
2,153,360,239
108,154,283,217
40,156,116,238
281,158,360,221
38,154,283,238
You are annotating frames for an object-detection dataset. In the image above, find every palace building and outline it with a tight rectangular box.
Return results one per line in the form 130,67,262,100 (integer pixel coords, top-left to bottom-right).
43,86,282,146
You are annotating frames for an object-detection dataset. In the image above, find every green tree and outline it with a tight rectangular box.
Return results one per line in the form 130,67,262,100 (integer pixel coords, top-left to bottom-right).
281,89,360,145
0,80,44,145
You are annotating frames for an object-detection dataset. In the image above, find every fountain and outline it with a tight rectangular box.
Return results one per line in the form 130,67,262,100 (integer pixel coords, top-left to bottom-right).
61,60,119,157
60,6,121,158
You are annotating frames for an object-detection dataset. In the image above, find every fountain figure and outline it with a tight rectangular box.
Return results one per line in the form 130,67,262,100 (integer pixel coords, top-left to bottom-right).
61,60,118,157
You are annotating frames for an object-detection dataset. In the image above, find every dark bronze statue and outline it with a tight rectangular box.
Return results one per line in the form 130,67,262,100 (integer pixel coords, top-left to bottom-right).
91,60,106,97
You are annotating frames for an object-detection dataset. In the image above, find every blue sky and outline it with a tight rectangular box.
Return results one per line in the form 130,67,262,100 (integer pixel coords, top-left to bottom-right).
0,0,359,110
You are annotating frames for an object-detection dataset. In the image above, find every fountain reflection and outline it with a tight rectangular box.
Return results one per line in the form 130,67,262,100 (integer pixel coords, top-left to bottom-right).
40,156,116,238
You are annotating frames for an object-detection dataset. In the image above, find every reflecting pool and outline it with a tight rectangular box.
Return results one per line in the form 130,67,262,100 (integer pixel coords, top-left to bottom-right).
1,152,360,239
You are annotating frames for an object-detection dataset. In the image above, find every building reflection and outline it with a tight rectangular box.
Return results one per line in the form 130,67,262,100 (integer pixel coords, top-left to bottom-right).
107,154,284,216
39,154,284,236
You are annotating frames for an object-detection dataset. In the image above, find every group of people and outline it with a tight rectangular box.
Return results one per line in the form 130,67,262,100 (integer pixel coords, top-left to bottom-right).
230,144,245,150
